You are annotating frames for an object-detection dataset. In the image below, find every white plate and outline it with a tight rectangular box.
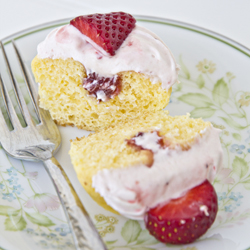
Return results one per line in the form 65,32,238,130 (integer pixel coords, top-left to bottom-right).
0,16,250,250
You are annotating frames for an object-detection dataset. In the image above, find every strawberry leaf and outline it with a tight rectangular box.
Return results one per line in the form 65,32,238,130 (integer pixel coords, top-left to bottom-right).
121,220,142,244
190,107,216,118
219,117,246,130
136,229,159,245
196,74,205,88
179,55,190,79
232,133,241,141
25,212,55,227
178,93,213,107
0,206,19,216
230,113,245,118
212,78,229,106
4,214,27,231
105,240,117,245
232,156,249,179
243,180,250,190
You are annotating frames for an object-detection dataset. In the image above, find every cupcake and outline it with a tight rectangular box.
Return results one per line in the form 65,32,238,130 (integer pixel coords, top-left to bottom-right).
69,111,222,217
69,111,223,244
31,12,178,131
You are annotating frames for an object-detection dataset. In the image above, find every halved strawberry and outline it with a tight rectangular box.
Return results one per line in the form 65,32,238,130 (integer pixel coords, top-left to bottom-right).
144,180,218,244
70,12,136,56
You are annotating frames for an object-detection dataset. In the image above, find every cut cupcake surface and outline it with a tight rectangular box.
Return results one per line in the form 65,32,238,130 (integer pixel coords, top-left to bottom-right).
31,12,178,131
32,57,172,131
69,111,223,218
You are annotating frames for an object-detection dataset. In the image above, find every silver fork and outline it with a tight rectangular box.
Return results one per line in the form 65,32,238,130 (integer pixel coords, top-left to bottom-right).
0,40,107,250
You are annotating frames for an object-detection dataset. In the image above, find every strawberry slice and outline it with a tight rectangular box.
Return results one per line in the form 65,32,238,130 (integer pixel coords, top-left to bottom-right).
144,180,218,244
70,12,136,56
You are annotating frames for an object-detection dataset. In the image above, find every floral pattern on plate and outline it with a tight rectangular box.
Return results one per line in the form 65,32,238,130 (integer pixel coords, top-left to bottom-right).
0,16,250,250
0,148,75,249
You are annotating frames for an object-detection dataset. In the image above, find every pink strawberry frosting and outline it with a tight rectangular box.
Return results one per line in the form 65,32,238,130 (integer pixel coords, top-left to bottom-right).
92,126,223,220
37,24,179,90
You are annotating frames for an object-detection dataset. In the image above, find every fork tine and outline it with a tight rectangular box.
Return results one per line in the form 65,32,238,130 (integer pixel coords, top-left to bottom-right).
0,102,10,136
0,41,34,127
12,40,41,122
0,73,22,130
14,77,35,127
0,41,24,117
0,73,12,127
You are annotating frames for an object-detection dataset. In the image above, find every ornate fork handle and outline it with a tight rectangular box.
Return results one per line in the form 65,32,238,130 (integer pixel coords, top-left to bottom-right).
0,40,107,250
44,157,107,250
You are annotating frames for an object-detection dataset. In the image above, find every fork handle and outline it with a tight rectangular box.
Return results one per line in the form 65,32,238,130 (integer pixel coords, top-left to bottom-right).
43,157,107,250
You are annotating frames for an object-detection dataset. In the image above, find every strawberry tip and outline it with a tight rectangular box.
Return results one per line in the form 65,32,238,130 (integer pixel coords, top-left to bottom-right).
70,12,136,56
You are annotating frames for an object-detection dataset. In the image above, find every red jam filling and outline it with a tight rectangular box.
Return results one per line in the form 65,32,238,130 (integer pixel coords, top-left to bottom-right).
126,131,166,168
83,72,122,102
